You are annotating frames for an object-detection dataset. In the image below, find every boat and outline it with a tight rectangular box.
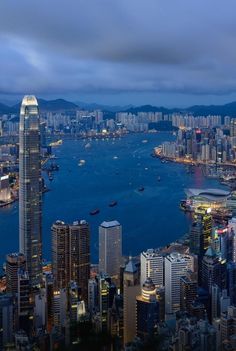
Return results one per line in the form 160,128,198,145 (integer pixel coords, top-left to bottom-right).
48,172,53,181
109,201,118,207
90,209,100,215
113,156,118,160
49,139,63,147
142,139,148,143
78,159,86,166
157,176,161,182
85,143,91,149
138,186,145,192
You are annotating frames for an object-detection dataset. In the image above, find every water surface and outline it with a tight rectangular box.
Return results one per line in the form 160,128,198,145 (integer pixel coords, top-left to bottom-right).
0,133,221,264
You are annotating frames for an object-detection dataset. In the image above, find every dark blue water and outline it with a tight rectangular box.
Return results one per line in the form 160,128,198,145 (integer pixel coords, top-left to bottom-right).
0,133,221,265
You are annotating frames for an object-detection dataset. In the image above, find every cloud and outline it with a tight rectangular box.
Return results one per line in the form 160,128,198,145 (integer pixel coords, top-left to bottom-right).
1,0,236,104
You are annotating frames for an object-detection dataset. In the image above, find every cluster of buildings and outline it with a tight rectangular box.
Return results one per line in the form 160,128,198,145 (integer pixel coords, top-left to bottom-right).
1,96,236,351
158,125,236,164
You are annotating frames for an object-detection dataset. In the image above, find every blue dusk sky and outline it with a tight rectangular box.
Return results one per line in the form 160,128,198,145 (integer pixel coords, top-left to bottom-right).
1,0,236,106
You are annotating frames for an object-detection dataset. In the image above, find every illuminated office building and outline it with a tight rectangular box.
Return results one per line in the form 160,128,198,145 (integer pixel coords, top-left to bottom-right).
99,221,122,279
19,95,42,287
6,253,26,294
52,220,90,301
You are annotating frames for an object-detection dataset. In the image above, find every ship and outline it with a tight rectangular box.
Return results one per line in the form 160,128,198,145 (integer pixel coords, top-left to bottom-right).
48,172,53,181
49,139,63,147
109,201,118,207
89,209,100,215
78,160,86,166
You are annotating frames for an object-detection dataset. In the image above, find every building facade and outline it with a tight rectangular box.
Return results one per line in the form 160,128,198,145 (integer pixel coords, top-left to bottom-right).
99,221,122,278
19,95,42,287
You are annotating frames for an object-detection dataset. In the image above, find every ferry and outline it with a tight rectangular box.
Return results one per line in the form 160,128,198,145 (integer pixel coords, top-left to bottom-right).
109,201,118,207
49,139,63,147
78,160,86,166
90,209,100,215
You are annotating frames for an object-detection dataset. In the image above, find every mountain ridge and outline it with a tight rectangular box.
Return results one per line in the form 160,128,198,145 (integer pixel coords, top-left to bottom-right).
1,98,236,117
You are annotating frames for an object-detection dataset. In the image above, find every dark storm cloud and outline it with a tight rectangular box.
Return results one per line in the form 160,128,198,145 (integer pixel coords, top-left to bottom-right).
1,0,236,104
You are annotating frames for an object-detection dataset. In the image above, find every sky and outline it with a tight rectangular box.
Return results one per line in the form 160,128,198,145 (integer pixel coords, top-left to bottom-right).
1,0,236,107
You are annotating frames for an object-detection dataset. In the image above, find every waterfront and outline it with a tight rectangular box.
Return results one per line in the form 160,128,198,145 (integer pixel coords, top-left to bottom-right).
0,132,224,265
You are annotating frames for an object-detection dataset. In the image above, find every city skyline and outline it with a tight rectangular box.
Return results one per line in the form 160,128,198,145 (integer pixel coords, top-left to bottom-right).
2,0,236,349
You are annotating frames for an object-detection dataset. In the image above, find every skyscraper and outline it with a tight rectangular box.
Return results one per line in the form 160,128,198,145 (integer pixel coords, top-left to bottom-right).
6,253,26,294
19,95,42,287
52,220,90,301
69,220,90,302
0,295,14,349
52,221,68,290
123,258,140,345
136,278,159,339
99,221,122,279
140,249,164,287
201,247,227,293
190,208,212,256
165,252,194,315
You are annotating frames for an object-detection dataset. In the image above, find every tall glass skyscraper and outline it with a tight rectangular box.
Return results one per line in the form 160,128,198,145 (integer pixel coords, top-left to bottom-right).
19,95,42,287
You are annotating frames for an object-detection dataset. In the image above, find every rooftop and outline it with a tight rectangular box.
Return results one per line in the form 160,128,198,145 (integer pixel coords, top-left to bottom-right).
100,220,120,228
125,259,137,273
21,95,38,107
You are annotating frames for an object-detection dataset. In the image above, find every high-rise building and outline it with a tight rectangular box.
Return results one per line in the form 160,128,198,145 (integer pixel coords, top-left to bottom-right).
230,119,236,137
180,271,198,313
34,290,47,330
123,258,140,345
88,278,99,314
136,278,159,339
52,221,68,290
220,306,236,347
165,252,194,315
140,249,164,287
53,288,67,329
99,221,122,278
17,270,32,332
52,220,90,301
190,208,212,256
19,95,42,287
69,220,90,302
227,262,236,305
68,281,81,323
201,247,227,293
0,294,14,350
43,273,54,333
98,275,116,333
6,253,26,294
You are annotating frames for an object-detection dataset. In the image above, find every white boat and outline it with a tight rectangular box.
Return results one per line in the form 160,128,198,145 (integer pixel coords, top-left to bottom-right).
78,159,86,166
